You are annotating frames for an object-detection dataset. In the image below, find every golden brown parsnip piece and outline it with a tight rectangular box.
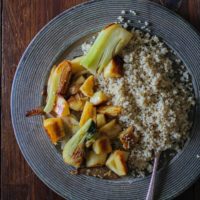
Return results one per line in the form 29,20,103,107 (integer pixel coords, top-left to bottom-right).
80,75,94,97
43,118,65,144
93,136,112,154
79,101,96,127
86,151,107,167
106,150,129,176
97,105,122,117
99,119,122,139
54,95,70,117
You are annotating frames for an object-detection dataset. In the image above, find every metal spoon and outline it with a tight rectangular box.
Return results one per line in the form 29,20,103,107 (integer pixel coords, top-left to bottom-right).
145,152,161,200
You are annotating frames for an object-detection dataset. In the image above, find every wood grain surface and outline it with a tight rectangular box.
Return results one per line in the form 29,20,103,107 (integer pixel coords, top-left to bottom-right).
1,0,200,199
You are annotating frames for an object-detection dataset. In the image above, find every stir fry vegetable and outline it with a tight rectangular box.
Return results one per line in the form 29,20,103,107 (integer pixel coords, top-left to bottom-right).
43,118,65,144
104,57,123,78
106,150,129,176
96,114,106,128
62,119,94,168
79,101,96,127
85,120,97,146
97,105,122,117
86,151,107,167
99,119,122,139
54,95,70,117
81,24,132,74
93,136,112,154
44,61,72,113
80,75,94,97
90,91,108,105
70,56,85,74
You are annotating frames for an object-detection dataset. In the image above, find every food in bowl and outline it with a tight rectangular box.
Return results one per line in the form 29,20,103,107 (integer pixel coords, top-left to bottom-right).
26,23,195,179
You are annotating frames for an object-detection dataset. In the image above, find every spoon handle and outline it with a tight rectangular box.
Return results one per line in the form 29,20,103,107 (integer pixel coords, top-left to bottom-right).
145,153,160,200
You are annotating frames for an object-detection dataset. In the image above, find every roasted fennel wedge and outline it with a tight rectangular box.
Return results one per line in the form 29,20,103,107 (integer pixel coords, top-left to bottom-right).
81,24,132,74
62,119,95,168
44,60,72,113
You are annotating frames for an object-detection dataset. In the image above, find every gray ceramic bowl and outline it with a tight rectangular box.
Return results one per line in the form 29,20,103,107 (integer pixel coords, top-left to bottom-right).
11,0,200,199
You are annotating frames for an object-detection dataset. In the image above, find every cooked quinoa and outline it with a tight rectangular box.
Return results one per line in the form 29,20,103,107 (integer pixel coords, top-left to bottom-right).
82,29,195,177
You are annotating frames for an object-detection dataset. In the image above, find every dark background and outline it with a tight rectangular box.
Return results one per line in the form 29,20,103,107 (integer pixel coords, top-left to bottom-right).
1,0,200,199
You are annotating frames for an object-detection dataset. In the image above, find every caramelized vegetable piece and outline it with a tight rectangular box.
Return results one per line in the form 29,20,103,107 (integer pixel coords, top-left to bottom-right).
119,127,139,150
99,119,122,139
26,107,45,117
74,75,86,85
62,115,80,134
43,118,65,144
80,24,132,74
106,150,129,176
44,61,72,113
69,84,81,95
54,95,70,117
80,75,94,97
93,136,112,154
104,57,123,78
80,101,96,127
62,119,93,168
86,151,107,167
85,121,97,148
68,94,85,111
97,105,122,117
68,76,85,95
44,66,57,113
70,56,85,74
57,60,72,95
96,114,106,128
70,167,119,179
90,91,108,105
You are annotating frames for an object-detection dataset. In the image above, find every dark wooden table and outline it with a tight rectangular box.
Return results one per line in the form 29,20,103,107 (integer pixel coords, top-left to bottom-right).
1,0,200,199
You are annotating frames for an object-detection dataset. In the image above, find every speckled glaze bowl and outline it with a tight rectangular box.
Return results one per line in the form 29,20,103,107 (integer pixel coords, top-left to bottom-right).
11,0,200,199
